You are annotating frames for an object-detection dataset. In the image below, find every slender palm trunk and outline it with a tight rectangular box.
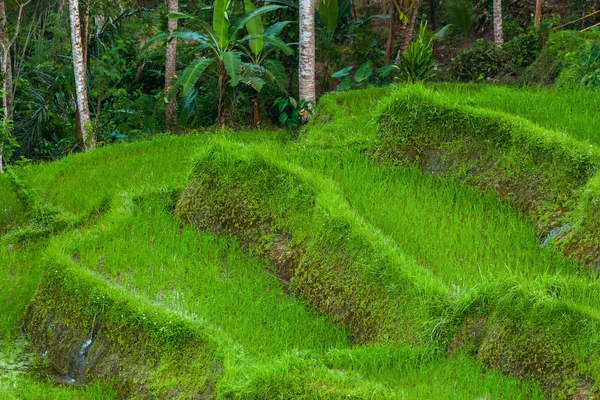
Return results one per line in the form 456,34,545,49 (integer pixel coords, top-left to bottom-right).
299,0,315,105
165,0,178,132
493,0,503,44
75,6,89,142
535,0,542,27
69,0,93,149
0,0,12,172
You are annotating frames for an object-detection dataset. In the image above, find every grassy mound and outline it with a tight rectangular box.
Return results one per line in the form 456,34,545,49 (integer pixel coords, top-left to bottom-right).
176,139,445,344
24,257,225,398
376,84,600,268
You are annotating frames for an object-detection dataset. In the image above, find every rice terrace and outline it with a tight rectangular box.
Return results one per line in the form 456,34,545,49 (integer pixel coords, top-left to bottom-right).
2,0,600,399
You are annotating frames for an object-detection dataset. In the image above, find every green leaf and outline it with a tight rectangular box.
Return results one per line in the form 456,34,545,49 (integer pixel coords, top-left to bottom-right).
263,35,293,55
376,64,399,78
172,31,213,51
143,32,170,49
264,21,292,37
331,66,352,78
197,20,221,48
248,76,266,92
244,0,264,56
230,5,286,42
336,77,352,91
263,59,288,87
213,0,231,48
289,97,297,108
222,51,242,86
354,60,373,82
278,97,288,112
166,12,194,19
318,0,338,32
267,0,298,10
176,58,215,97
279,112,288,124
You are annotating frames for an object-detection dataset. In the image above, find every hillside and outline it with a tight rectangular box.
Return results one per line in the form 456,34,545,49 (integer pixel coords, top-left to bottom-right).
2,84,600,399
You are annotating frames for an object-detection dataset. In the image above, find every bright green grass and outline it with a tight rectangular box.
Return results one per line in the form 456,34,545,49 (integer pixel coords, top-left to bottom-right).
42,191,545,398
1,86,594,397
0,175,25,233
0,375,116,400
48,194,349,361
0,241,46,336
433,83,600,146
17,131,288,216
280,145,581,287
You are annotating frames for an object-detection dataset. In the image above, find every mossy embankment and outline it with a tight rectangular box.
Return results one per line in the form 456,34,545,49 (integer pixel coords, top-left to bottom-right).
24,257,225,398
377,84,600,269
174,137,600,397
176,139,444,344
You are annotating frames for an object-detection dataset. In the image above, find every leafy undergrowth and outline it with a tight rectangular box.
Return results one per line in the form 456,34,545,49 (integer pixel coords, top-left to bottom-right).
4,84,600,398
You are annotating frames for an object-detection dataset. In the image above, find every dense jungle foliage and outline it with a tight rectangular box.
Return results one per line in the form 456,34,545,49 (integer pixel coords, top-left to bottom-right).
0,0,598,163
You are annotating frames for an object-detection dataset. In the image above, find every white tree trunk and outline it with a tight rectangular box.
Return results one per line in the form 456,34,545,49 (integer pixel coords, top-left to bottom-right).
493,0,503,44
298,0,315,105
165,0,178,132
0,0,11,172
69,0,93,149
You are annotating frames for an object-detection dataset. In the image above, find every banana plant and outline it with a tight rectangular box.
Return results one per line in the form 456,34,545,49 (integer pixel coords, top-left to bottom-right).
317,0,338,32
147,0,290,126
238,0,294,126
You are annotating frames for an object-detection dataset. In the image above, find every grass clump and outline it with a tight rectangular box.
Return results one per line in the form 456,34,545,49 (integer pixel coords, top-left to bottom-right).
523,30,600,88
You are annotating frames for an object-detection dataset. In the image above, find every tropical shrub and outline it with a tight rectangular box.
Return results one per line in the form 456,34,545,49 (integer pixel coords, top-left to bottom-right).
449,39,501,81
396,22,436,83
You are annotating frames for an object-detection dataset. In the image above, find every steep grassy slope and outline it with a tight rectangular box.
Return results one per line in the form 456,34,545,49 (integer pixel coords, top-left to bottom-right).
6,84,600,398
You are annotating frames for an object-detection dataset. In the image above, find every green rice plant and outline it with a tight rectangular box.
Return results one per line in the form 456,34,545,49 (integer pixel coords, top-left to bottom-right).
377,84,600,268
431,83,600,146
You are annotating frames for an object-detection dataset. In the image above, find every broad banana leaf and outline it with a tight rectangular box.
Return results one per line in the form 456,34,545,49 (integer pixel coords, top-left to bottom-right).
213,0,231,48
264,21,292,37
318,0,338,32
244,0,264,56
229,5,285,41
222,51,242,86
177,58,216,97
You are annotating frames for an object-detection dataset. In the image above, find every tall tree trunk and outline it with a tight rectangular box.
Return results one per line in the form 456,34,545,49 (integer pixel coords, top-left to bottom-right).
534,0,542,27
384,9,396,65
493,0,503,44
165,0,178,132
69,0,93,149
428,0,435,30
75,6,89,143
0,0,12,172
299,0,315,105
0,0,12,123
398,1,420,54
